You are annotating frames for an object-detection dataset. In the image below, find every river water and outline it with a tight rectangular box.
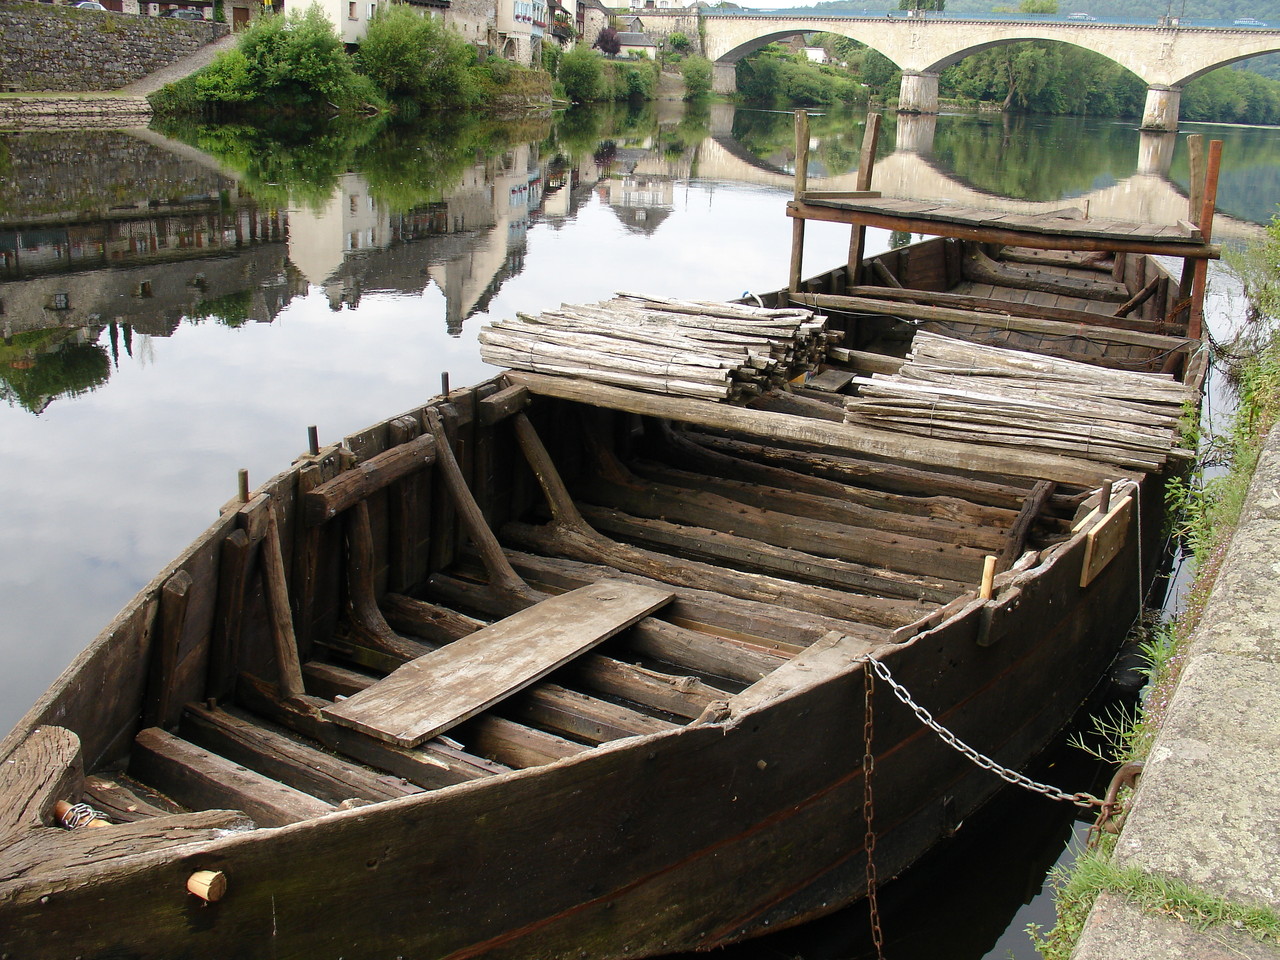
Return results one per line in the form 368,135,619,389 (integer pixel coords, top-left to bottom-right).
1,102,1276,958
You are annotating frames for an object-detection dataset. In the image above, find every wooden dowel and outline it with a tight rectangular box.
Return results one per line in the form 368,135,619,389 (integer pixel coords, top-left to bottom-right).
979,555,997,600
307,425,320,457
441,371,450,396
1099,479,1114,513
237,469,249,504
187,870,228,902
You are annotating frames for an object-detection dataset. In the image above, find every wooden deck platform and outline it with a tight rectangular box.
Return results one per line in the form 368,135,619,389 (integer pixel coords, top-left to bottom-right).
788,197,1221,259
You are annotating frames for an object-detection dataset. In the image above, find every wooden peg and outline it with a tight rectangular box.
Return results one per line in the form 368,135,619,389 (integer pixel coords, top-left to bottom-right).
237,469,250,504
307,425,320,456
54,800,109,829
441,371,450,396
187,870,227,902
979,555,997,600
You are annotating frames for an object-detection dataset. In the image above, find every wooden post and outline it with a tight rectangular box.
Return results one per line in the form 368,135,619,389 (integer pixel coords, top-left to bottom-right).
262,502,306,701
789,110,809,294
143,570,192,729
237,469,250,504
206,529,251,703
1179,134,1205,302
1187,139,1221,343
848,112,882,285
307,425,320,457
424,408,531,598
1186,134,1205,224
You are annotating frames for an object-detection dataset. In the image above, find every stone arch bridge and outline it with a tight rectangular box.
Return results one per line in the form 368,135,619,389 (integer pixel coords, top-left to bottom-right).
701,15,1280,130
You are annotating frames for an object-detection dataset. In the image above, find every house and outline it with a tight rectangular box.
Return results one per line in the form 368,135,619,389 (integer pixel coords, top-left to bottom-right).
616,30,657,57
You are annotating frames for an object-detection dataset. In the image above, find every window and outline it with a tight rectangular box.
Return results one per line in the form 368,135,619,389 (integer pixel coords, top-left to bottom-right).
348,1,357,18
368,2,376,17
52,293,70,310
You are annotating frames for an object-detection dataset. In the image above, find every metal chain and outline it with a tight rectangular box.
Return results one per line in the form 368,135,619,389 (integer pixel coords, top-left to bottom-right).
860,655,1101,809
57,802,106,829
862,659,886,959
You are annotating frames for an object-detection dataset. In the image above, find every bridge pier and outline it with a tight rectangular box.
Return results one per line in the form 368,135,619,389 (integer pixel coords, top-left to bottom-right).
712,61,737,96
1141,86,1181,132
898,72,940,115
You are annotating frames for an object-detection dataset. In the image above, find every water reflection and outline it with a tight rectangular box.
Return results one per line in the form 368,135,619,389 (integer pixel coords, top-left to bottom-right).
4,105,1273,416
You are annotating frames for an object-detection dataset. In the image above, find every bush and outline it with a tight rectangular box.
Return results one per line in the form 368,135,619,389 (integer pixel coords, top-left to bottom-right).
560,44,602,102
604,58,658,100
357,6,480,109
681,55,711,99
542,41,561,76
668,31,690,53
239,6,357,104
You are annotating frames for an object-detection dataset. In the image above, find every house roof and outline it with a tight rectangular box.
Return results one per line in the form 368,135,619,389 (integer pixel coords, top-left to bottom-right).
617,31,656,45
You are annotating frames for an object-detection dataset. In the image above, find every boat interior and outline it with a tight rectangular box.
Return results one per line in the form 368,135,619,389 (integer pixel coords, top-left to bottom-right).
19,252,1190,842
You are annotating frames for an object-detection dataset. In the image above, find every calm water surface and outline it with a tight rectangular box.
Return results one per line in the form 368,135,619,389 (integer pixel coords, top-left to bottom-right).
2,103,1276,959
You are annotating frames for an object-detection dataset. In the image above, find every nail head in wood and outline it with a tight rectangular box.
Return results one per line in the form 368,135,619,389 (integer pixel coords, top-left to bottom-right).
187,870,227,902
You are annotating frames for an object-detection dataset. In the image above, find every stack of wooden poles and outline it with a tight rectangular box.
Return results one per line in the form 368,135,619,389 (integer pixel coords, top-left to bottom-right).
479,293,831,402
842,332,1193,473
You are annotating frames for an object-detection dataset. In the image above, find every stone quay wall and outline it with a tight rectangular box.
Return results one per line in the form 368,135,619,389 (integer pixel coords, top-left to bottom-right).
0,2,228,93
628,11,702,54
0,97,152,130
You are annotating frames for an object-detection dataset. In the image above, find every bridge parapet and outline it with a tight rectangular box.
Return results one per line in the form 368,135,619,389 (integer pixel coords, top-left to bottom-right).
700,15,1280,130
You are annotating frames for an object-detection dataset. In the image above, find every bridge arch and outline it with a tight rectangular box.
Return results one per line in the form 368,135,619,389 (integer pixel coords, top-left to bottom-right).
701,15,1280,130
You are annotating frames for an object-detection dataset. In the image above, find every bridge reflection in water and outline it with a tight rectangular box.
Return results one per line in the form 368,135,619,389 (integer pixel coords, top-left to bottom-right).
701,104,1260,243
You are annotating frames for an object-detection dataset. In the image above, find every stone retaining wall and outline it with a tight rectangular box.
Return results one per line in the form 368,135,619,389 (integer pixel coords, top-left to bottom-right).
0,96,151,129
0,1,228,93
624,11,702,54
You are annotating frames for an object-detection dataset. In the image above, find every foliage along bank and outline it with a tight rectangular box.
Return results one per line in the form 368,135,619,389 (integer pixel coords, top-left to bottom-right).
151,3,549,119
149,3,715,120
1030,218,1280,959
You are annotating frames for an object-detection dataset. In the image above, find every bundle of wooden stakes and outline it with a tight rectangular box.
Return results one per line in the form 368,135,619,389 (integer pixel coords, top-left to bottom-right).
842,332,1194,473
479,293,832,402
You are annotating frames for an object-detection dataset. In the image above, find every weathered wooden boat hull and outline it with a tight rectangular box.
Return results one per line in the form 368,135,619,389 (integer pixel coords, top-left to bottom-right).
1,217,1200,958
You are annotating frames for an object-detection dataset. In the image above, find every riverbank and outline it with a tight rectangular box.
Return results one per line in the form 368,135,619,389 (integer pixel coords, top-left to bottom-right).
1071,421,1280,959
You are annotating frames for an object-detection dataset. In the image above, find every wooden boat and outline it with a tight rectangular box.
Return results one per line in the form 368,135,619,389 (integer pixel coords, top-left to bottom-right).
0,124,1221,960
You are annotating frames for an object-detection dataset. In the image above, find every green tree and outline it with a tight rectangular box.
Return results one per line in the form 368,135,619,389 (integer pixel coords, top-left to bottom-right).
560,44,603,102
668,31,691,53
1020,0,1058,11
681,55,712,98
356,5,480,109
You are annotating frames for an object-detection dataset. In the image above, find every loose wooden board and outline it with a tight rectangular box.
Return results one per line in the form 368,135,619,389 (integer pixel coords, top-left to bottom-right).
322,580,675,746
1079,493,1134,587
